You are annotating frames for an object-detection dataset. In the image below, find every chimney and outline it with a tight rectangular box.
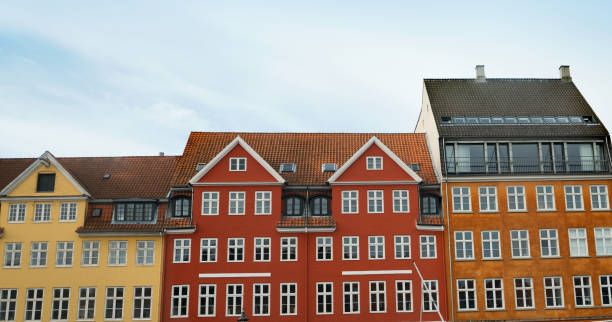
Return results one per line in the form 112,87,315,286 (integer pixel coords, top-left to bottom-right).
159,152,165,156
559,65,571,81
475,65,486,81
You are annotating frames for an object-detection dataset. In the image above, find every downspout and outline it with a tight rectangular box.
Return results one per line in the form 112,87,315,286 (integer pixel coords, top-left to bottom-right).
305,186,309,322
443,137,455,321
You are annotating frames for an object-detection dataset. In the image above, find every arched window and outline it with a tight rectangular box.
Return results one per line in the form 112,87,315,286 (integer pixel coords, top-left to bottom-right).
285,196,304,216
310,196,330,216
173,197,191,218
422,195,438,214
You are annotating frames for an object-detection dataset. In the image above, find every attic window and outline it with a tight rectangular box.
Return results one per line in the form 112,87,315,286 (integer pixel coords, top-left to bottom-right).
196,163,206,171
452,117,466,124
411,163,420,171
478,117,491,124
114,202,156,222
518,117,530,124
544,117,556,124
279,163,296,173
103,174,111,180
366,157,383,170
491,117,503,124
530,117,543,124
229,158,246,171
466,117,478,124
36,173,55,192
322,163,338,172
556,116,570,124
582,116,594,123
570,116,583,123
504,117,517,124
441,117,451,124
91,208,102,217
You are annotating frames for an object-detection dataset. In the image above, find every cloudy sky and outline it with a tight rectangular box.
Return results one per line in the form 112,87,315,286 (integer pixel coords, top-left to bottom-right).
1,1,611,157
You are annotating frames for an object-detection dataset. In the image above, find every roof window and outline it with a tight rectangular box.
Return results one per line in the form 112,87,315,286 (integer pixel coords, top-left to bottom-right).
279,163,296,173
321,163,338,172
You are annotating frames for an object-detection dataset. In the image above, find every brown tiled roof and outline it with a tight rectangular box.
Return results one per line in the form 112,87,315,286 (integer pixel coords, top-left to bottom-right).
424,78,609,138
173,132,438,185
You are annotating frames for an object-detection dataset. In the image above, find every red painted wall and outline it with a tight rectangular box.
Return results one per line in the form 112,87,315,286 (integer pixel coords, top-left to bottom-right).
197,144,279,183
335,144,417,182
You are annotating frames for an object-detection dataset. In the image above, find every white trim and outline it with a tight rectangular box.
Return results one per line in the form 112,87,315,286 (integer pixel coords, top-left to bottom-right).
342,269,412,276
198,272,271,278
366,156,383,170
416,224,444,231
0,196,89,201
276,227,336,233
229,157,247,172
327,136,423,183
0,151,91,197
78,231,163,237
164,228,195,235
189,136,285,185
330,180,418,185
191,182,284,186
446,175,612,182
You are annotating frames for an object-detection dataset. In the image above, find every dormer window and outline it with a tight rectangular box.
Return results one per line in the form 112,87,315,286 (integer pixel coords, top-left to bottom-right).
285,196,304,216
114,202,156,222
229,158,246,171
310,196,330,216
36,173,55,192
422,195,438,215
172,197,191,218
366,156,383,170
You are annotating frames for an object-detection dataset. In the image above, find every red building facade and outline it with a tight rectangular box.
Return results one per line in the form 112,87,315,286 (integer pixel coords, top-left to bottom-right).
162,133,447,321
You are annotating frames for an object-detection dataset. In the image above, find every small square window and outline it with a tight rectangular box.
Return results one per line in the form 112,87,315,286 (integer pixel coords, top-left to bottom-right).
366,157,383,170
36,173,55,192
229,158,246,171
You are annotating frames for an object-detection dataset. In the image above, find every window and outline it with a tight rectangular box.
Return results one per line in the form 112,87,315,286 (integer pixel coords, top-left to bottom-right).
591,185,609,210
198,284,216,317
368,236,385,260
316,282,333,314
226,284,243,316
29,242,47,267
367,190,384,213
422,195,438,214
280,237,297,261
228,192,245,215
394,235,411,259
536,186,555,211
600,275,612,306
396,281,413,312
229,157,246,171
316,237,332,261
51,288,70,321
420,235,436,259
565,185,584,210
457,279,476,311
544,277,564,308
171,285,189,318
514,278,534,309
422,280,438,312
34,203,51,222
136,241,154,266
173,239,191,263
0,289,17,321
255,191,271,215
510,230,530,258
36,173,55,192
484,279,504,310
343,282,359,314
573,276,593,307
479,186,498,212
482,231,501,259
8,204,26,223
227,238,245,262
285,196,303,216
25,288,44,321
59,202,77,222
569,228,588,257
252,284,270,316
78,287,96,321
108,241,127,266
452,187,471,212
280,283,297,315
393,190,409,213
201,192,219,215
254,237,270,262
310,196,330,216
341,191,358,214
82,241,100,266
539,229,559,257
594,228,612,256
133,287,152,320
200,238,217,263
369,281,386,313
113,202,155,222
507,186,526,211
454,231,474,260
366,156,383,170
3,243,22,268
55,241,74,267
343,236,359,260
172,197,191,218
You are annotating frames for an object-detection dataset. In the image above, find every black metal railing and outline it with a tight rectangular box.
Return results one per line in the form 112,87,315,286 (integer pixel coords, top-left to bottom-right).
445,157,609,175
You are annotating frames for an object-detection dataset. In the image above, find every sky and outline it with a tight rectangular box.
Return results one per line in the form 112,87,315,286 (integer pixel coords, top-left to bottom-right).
1,1,611,157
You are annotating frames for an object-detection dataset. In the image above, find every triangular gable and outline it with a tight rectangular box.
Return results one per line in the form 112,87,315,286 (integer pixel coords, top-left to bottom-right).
0,151,91,196
189,136,285,185
327,136,423,184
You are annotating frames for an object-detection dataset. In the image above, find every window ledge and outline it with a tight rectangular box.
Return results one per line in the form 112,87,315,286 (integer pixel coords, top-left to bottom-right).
455,258,476,262
507,210,528,213
512,256,532,260
565,209,585,212
545,306,566,310
453,211,473,214
7,221,25,224
575,305,596,309
457,309,479,312
569,255,590,258
541,256,562,259
254,213,271,216
482,258,503,261
536,209,557,212
485,308,506,312
515,307,536,311
479,211,499,214
596,254,612,258
201,213,219,216
591,208,611,212
2,266,21,269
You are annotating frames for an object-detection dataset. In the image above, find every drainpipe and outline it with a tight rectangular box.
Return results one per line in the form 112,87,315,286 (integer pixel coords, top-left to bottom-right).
442,137,454,321
305,187,309,322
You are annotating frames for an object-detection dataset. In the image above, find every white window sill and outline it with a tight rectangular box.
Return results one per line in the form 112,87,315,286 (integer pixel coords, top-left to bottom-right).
541,256,562,259
453,211,473,214
55,265,73,268
565,209,585,212
457,309,478,312
596,254,612,258
81,264,100,267
59,220,77,223
575,305,596,309
569,255,590,258
228,213,245,216
482,258,503,261
479,211,499,214
2,266,20,269
29,265,47,268
455,258,476,262
342,258,360,261
591,208,611,212
511,256,532,260
254,213,271,216
536,209,557,212
7,221,25,224
515,307,536,311
545,306,566,310
485,308,506,311
507,210,528,213
341,213,359,215
201,213,219,216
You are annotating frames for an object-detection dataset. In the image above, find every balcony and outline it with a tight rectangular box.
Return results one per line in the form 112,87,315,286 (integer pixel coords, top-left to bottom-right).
276,215,336,233
417,213,443,231
445,157,609,176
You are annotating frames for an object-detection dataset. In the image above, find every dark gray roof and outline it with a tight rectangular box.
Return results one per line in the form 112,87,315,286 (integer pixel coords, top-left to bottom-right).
424,78,609,138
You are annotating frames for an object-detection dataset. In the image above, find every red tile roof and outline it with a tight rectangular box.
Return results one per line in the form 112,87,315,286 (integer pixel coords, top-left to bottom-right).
173,132,438,185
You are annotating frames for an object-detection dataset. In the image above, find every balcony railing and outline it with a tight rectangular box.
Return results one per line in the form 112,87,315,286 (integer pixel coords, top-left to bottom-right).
418,213,443,226
445,157,609,175
276,215,336,232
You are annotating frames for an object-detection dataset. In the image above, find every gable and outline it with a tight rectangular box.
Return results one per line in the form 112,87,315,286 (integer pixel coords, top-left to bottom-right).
333,144,418,182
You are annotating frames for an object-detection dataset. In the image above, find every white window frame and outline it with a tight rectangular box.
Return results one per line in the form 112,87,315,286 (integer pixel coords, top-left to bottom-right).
394,235,411,259
59,202,78,222
229,157,246,171
536,185,556,211
132,286,152,320
342,236,359,260
279,283,297,316
228,192,245,215
420,235,437,259
201,192,219,215
539,229,560,258
55,241,74,267
395,280,413,313
0,289,18,321
77,287,96,321
198,284,216,317
81,241,100,266
366,156,383,170
568,228,588,257
104,286,124,320
392,190,409,213
316,282,333,315
481,230,501,260
108,240,127,266
422,280,438,313
173,239,191,263
367,190,384,213
227,238,245,262
484,278,505,310
510,230,530,259
343,281,359,314
3,242,22,268
573,275,593,307
479,186,498,212
200,238,218,263
170,285,189,318
51,287,70,321
316,237,332,261
565,185,584,211
369,281,386,313
600,275,612,307
33,203,51,222
252,283,270,316
452,187,471,212
254,191,272,215
514,277,534,310
507,186,526,212
25,288,44,321
225,284,243,317
543,276,564,309
341,191,358,214
454,231,474,260
368,235,385,260
456,279,477,312
30,242,48,268
8,203,26,223
253,237,270,262
590,185,609,210
136,240,154,266
280,237,298,261
594,227,612,256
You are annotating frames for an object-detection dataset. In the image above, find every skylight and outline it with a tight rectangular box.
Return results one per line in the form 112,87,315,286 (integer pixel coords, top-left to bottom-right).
439,115,595,126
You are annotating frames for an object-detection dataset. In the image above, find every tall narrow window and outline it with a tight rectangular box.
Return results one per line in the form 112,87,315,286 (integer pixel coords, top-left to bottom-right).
34,203,51,222
514,278,534,309
422,195,438,214
543,277,564,308
539,229,559,257
280,283,297,315
573,276,593,307
82,241,100,266
507,186,526,211
594,228,612,256
316,237,332,261
343,282,359,314
105,287,124,320
454,231,474,260
368,236,385,260
171,285,189,318
253,284,270,316
510,230,530,258
228,192,245,215
173,239,191,263
51,288,70,321
255,191,272,215
590,185,610,210
0,289,17,321
201,192,219,215
342,191,358,214
59,202,78,222
226,284,243,316
280,237,297,261
457,279,476,311
565,185,584,210
3,243,22,268
482,231,501,259
369,281,386,313
7,204,26,223
600,275,612,307
343,236,359,260
392,190,409,213
367,190,384,213
198,284,216,317
316,282,333,314
536,186,555,211
311,196,329,216
136,240,155,266
452,187,471,212
396,281,413,312
394,235,411,259
422,280,438,312
227,238,244,262
25,288,44,321
133,287,152,320
56,241,74,267
173,197,191,218
200,238,217,263
484,279,504,310
568,228,588,257
30,242,48,267
254,237,270,262
420,235,436,259
78,287,96,320
229,157,246,171
479,186,498,212
285,197,303,216
108,241,127,266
